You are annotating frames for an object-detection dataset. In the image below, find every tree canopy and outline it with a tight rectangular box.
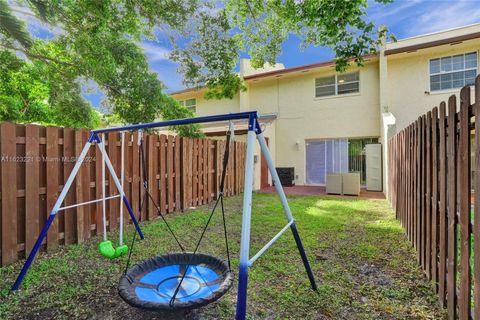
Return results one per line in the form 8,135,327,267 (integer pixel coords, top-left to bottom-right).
0,0,392,131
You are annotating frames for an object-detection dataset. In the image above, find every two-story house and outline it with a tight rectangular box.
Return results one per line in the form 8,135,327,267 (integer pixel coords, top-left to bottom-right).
170,23,480,194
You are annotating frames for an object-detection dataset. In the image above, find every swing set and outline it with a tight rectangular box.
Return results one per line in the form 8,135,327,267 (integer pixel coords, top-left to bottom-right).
10,111,317,320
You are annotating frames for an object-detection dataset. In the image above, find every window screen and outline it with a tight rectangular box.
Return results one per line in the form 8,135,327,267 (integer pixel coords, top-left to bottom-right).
430,52,477,91
315,72,359,97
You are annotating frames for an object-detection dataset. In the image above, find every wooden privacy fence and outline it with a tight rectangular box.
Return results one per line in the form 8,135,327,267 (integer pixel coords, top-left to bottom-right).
0,123,246,266
388,75,480,319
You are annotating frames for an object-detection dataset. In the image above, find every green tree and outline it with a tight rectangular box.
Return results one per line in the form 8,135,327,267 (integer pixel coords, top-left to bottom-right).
0,0,392,131
0,50,100,128
0,0,196,129
172,0,393,98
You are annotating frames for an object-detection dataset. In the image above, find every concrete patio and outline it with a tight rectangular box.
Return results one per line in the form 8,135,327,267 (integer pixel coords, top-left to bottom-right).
259,185,385,199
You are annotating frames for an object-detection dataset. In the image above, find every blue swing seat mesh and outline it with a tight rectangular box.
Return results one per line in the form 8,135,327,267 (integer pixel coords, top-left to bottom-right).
119,253,233,311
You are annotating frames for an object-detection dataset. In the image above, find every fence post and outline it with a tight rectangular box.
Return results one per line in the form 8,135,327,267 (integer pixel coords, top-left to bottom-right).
474,75,480,320
438,102,447,306
25,125,40,255
446,95,457,319
1,123,17,265
431,107,438,290
175,135,181,211
64,128,76,245
458,86,471,319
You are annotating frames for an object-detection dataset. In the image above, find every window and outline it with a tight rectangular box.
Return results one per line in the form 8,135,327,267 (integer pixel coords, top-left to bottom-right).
180,98,196,113
315,72,359,98
430,52,477,91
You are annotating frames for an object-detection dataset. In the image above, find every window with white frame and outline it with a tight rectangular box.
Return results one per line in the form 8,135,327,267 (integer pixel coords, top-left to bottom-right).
315,72,359,98
180,98,196,113
429,52,477,91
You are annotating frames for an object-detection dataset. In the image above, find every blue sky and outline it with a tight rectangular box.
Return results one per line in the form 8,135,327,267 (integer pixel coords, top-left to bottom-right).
13,0,480,106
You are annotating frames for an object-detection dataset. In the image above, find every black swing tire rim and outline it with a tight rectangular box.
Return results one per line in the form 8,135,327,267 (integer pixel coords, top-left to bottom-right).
118,253,233,311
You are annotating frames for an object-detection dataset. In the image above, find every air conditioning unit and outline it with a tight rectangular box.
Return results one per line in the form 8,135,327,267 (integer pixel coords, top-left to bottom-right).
274,167,295,187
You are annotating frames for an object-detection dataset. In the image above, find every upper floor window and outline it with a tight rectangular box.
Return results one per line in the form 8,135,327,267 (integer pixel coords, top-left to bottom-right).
180,98,196,113
315,72,359,98
429,52,477,91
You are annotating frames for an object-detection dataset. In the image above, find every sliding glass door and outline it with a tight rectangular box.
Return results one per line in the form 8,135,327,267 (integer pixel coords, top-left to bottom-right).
305,139,348,185
306,138,378,185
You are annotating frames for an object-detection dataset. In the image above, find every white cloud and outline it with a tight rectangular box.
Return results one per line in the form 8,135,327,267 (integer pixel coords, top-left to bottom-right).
368,0,422,22
407,0,480,36
140,41,172,63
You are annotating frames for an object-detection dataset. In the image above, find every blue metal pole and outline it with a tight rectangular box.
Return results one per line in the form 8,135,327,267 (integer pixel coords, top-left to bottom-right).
12,140,93,291
290,223,317,291
256,125,317,291
92,111,257,134
11,214,56,291
122,195,144,240
235,114,257,320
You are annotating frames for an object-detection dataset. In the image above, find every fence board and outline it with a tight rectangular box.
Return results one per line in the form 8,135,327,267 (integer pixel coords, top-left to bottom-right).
46,127,59,250
446,95,457,320
159,135,166,214
175,135,181,211
421,115,427,269
198,139,204,205
438,102,447,306
25,125,39,255
431,108,438,290
1,123,17,264
416,118,422,262
107,132,118,230
167,135,174,212
187,138,193,207
474,76,480,320
408,126,412,241
95,139,104,238
208,140,213,201
181,137,188,210
458,87,471,319
63,128,76,245
82,130,91,240
216,140,221,196
203,138,208,204
193,139,198,207
426,112,432,280
147,134,157,220
75,131,86,243
406,126,411,240
132,132,141,221
123,133,131,227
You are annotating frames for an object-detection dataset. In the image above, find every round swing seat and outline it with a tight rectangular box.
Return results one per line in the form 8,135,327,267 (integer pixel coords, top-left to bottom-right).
118,253,233,311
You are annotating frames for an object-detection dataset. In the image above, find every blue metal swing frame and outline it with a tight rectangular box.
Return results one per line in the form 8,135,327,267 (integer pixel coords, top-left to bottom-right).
11,111,317,320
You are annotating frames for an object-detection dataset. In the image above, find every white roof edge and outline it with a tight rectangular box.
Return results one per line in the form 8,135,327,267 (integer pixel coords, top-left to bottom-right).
387,22,480,44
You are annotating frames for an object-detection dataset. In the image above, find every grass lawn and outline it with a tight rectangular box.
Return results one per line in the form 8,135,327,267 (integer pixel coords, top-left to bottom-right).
0,193,445,319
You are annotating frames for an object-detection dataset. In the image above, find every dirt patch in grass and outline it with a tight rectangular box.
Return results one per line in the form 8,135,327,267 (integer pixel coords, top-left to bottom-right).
0,193,445,319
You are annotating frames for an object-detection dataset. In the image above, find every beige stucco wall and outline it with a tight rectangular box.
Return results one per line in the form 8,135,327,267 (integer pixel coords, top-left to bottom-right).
173,91,240,117
247,62,381,184
385,40,480,131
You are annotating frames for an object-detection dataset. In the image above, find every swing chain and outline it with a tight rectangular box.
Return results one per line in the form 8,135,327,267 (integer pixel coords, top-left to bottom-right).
124,131,187,274
169,125,233,307
124,127,233,306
